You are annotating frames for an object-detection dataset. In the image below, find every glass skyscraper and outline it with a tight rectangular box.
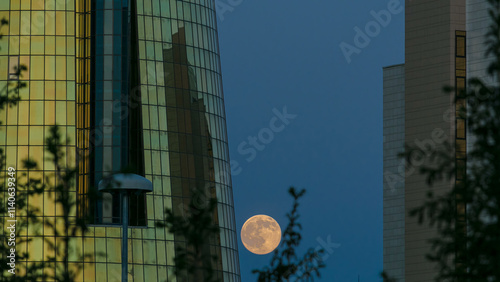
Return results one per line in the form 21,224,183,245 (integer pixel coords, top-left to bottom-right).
0,0,240,281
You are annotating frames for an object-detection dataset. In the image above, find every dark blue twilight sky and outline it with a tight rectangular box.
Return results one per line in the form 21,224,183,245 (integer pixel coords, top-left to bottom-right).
216,1,404,281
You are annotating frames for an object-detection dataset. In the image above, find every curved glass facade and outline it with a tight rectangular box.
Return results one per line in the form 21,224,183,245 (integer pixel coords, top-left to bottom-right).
1,0,240,281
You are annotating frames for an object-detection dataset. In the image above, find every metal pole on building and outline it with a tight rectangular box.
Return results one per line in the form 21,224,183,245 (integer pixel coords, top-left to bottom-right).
98,174,152,282
122,191,129,282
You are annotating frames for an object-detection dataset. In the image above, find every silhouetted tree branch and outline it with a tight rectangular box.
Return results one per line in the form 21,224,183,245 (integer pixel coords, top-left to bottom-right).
252,187,325,282
0,18,26,115
157,185,221,282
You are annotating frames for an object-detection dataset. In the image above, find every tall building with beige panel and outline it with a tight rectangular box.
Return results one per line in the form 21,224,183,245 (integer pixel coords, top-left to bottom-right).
404,1,465,280
383,0,478,280
383,0,500,280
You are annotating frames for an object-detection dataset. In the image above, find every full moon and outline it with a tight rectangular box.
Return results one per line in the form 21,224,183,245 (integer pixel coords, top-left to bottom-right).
241,214,281,255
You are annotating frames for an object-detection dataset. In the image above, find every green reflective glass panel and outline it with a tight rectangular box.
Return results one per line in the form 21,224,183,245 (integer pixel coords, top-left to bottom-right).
31,36,45,55
31,56,44,80
30,101,44,125
31,11,45,35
